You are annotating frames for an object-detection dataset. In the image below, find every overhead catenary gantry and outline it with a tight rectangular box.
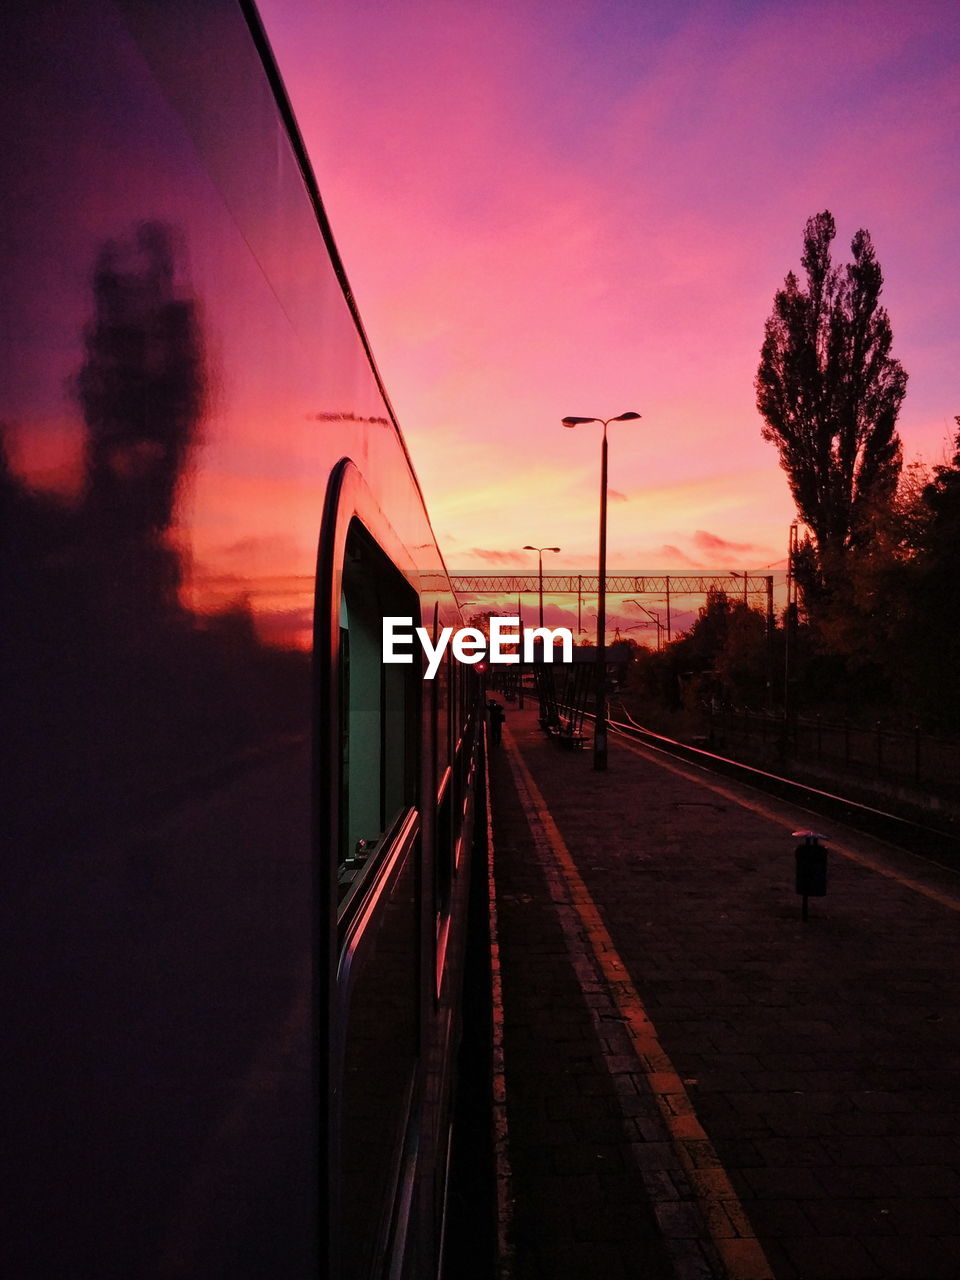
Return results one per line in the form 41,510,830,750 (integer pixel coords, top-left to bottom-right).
450,572,779,641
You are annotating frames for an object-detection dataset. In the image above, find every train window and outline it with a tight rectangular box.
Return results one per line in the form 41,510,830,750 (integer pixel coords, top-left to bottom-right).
337,520,418,899
329,521,422,1280
433,611,451,776
436,763,454,909
336,811,419,1280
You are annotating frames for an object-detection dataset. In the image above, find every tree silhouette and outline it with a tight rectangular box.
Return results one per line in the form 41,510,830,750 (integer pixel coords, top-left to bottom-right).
78,221,205,542
889,416,960,724
756,211,907,588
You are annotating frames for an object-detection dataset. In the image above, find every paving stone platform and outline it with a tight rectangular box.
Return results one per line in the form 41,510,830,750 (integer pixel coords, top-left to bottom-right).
488,704,960,1280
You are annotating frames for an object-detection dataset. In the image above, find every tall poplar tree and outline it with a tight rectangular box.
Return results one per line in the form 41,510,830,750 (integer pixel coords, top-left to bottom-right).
756,211,907,581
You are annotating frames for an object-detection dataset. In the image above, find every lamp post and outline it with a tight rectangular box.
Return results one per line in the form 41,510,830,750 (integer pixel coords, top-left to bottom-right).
624,598,663,651
562,411,641,770
730,570,749,605
783,522,798,742
523,545,560,628
457,599,480,631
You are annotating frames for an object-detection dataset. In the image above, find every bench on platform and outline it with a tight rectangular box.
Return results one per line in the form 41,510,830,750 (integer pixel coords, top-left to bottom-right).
547,719,587,751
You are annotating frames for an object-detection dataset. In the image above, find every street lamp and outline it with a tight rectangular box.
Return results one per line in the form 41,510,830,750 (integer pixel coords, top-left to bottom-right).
523,545,560,628
562,411,641,770
624,598,664,652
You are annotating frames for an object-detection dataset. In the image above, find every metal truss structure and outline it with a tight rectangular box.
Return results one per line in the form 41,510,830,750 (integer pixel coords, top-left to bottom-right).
450,573,775,595
450,572,779,642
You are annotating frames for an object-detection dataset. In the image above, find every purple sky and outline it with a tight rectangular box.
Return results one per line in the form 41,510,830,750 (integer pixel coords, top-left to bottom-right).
259,0,960,587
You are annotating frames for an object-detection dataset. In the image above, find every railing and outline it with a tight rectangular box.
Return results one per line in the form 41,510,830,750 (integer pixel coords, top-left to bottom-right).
713,708,960,795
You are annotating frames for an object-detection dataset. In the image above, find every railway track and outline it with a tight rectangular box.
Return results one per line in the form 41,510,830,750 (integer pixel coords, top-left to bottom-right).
603,703,960,875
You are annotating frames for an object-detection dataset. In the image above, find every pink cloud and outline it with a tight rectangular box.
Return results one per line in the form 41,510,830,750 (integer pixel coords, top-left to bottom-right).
692,530,756,556
654,544,700,568
468,548,526,565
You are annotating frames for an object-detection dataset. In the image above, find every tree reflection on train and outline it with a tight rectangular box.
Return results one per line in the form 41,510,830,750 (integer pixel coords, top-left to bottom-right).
0,223,315,1276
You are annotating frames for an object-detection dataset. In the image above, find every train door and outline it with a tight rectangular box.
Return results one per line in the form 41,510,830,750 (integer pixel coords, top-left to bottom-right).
316,461,425,1279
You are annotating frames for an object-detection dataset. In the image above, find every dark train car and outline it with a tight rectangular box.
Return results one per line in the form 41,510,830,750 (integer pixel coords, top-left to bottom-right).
0,2,485,1276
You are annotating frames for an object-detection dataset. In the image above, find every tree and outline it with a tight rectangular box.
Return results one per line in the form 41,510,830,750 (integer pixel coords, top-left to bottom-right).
889,416,960,725
756,211,907,585
917,417,960,553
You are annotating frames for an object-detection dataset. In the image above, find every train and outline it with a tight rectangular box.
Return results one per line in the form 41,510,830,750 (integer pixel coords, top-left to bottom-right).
0,2,488,1275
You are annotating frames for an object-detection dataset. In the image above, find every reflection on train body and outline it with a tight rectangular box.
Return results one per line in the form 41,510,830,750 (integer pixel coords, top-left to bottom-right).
0,2,486,1276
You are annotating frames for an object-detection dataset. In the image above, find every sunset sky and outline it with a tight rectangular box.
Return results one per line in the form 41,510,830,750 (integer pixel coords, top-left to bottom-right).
259,0,960,592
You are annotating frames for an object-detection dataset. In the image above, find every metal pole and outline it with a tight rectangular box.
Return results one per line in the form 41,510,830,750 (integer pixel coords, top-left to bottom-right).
538,550,544,629
517,592,524,707
594,425,609,771
665,576,672,642
783,523,796,742
773,576,778,716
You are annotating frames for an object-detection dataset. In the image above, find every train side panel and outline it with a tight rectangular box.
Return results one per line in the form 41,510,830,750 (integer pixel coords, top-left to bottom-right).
0,2,482,1275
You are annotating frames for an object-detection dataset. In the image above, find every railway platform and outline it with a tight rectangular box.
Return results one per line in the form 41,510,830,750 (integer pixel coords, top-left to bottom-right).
487,704,960,1280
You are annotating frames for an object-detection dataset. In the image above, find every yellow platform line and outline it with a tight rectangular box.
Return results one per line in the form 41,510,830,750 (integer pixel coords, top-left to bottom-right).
615,734,960,914
504,730,775,1280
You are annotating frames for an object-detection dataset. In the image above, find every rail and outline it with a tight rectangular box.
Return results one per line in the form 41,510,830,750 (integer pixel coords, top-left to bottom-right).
603,705,960,872
713,707,960,793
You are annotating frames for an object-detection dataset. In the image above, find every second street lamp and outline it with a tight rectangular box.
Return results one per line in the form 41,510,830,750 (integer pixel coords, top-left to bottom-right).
523,545,560,629
562,411,641,770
